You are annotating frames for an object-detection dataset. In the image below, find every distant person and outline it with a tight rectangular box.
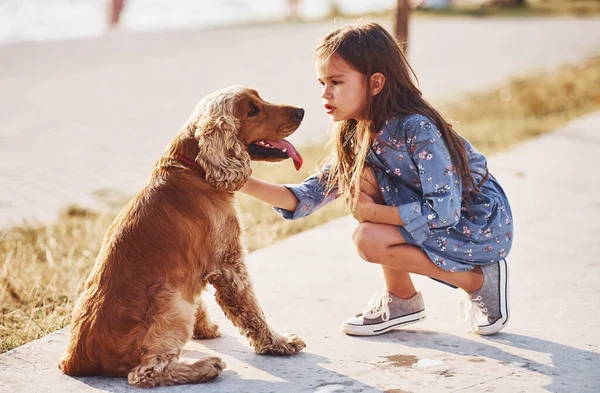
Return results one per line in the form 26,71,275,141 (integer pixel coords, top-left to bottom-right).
239,22,513,337
108,0,126,26
287,0,301,20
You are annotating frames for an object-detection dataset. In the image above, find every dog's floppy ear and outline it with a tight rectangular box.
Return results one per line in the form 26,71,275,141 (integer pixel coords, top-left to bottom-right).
194,113,251,192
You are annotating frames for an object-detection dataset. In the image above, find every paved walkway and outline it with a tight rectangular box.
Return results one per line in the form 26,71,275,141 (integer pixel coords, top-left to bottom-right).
2,110,600,392
1,17,600,226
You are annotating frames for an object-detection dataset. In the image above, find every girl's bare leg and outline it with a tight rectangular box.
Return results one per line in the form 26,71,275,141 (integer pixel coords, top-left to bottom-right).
381,265,417,299
358,168,418,298
353,223,483,293
358,168,483,294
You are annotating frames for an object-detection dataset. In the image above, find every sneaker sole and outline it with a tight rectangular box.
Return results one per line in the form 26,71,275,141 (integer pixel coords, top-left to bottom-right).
474,259,509,336
341,309,427,336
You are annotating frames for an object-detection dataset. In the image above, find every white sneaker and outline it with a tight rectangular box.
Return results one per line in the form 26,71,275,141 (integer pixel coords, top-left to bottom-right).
461,259,510,335
342,291,427,336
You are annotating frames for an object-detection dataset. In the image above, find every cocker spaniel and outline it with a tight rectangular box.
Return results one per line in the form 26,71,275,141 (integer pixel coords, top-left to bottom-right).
59,86,306,388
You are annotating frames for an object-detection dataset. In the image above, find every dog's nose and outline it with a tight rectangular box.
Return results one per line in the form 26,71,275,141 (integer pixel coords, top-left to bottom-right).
294,108,305,122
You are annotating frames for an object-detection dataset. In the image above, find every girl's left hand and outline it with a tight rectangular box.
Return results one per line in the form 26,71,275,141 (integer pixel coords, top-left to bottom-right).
352,192,375,223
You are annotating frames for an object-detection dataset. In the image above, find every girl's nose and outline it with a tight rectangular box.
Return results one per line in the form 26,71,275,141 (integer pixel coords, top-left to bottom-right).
321,86,332,99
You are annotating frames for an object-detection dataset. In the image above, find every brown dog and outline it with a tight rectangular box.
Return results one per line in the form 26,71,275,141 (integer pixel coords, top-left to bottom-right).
59,86,306,388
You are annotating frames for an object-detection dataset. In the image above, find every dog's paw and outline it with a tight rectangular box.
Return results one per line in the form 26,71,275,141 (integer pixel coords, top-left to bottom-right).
200,356,226,372
193,322,221,340
255,333,306,356
193,356,226,383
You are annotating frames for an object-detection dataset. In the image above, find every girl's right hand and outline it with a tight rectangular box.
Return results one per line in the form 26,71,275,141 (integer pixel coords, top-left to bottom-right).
238,177,299,212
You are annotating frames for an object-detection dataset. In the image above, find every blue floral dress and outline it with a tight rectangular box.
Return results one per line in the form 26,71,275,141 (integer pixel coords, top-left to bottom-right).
274,114,513,273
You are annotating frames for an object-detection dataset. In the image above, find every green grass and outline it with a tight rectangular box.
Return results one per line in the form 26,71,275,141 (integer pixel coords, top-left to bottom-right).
1,56,599,353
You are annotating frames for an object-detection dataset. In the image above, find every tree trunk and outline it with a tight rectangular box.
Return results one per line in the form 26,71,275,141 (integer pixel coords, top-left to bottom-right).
394,0,411,54
493,0,526,6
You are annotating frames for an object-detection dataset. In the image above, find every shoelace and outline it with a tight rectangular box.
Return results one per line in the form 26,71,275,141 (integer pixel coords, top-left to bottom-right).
458,294,487,330
362,290,392,321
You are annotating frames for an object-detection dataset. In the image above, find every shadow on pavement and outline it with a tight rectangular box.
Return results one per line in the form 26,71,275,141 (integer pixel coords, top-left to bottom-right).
352,329,599,393
74,332,383,393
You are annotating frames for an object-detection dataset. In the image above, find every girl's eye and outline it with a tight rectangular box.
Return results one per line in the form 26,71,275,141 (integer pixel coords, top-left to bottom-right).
318,81,325,86
332,80,341,85
248,103,259,117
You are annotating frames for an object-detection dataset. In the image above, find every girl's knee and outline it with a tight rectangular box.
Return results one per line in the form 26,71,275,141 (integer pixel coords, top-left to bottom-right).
353,223,383,263
352,222,373,244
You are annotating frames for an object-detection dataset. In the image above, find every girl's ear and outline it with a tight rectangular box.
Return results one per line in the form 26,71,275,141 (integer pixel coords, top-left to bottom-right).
369,73,386,96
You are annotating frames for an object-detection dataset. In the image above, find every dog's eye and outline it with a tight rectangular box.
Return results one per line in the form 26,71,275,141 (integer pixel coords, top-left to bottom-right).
248,103,260,117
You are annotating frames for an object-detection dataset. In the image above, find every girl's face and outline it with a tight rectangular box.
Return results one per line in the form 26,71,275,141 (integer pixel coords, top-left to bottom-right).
316,55,368,122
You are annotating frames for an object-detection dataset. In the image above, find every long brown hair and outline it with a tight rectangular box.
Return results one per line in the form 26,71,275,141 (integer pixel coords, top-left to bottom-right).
316,22,478,210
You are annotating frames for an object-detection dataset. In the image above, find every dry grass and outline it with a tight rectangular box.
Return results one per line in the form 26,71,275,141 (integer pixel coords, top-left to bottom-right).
321,0,600,19
443,56,600,153
1,56,599,353
412,0,600,18
0,210,114,353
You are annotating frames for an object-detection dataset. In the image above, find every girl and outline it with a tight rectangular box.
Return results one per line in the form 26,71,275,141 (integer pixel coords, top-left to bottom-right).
240,22,513,336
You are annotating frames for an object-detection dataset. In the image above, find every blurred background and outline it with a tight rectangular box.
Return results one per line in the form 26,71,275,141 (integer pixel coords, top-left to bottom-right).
0,0,600,42
2,0,398,42
1,0,599,353
1,0,596,43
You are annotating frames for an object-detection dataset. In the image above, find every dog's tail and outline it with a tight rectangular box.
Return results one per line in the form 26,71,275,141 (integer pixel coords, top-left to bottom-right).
58,349,100,376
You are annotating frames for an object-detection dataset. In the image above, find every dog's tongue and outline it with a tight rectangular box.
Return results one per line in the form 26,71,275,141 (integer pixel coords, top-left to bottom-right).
267,139,303,170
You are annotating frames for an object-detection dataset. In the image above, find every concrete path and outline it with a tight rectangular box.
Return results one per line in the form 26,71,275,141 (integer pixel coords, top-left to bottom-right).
1,16,600,226
2,111,599,392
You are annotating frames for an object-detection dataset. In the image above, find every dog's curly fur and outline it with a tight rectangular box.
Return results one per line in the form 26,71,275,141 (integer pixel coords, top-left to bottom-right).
58,86,306,388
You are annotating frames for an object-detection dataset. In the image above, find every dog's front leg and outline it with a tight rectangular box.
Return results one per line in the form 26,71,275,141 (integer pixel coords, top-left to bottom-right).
193,296,221,339
208,263,305,355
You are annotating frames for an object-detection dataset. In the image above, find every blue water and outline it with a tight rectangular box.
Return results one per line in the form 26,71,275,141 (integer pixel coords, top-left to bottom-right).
0,0,396,44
